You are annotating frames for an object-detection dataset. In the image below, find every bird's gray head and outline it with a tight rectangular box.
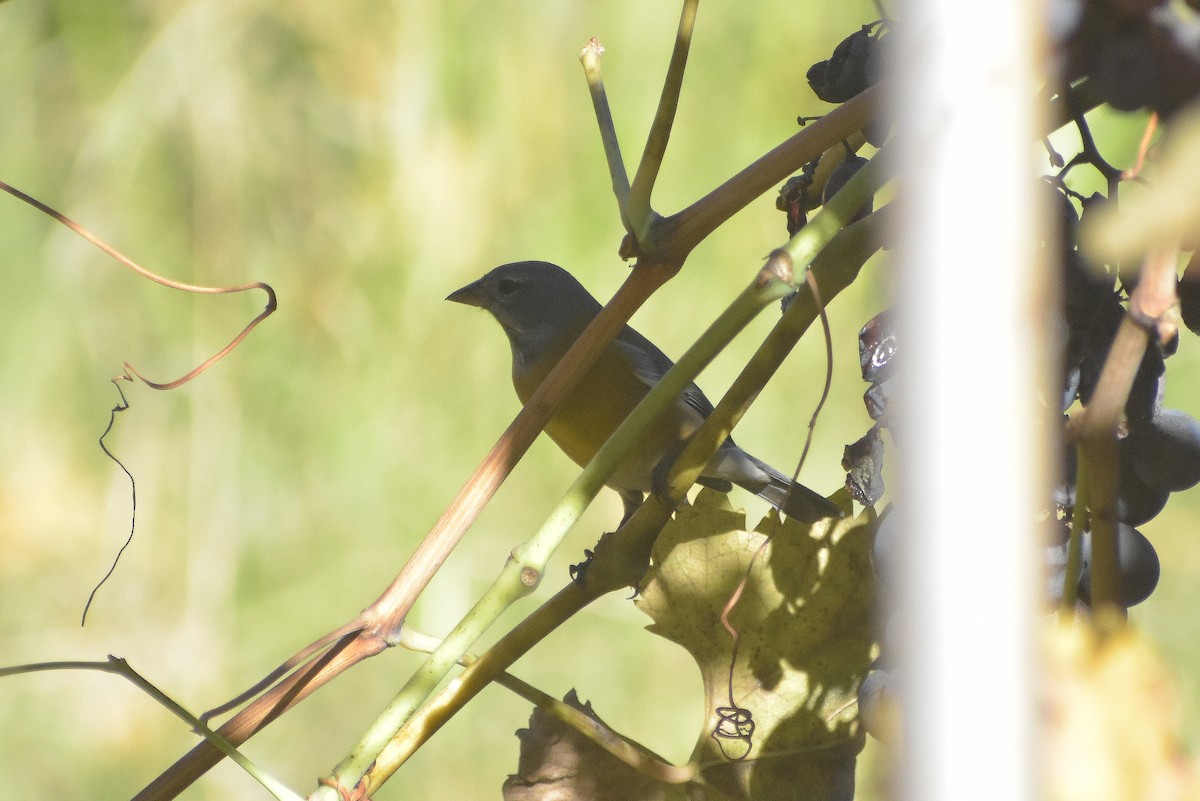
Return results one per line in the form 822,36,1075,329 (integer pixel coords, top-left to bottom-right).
446,261,603,361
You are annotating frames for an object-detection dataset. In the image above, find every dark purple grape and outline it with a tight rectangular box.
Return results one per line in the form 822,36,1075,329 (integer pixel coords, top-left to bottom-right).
864,116,891,148
1125,343,1166,422
1090,30,1164,112
1048,0,1085,42
858,668,897,741
1057,441,1168,526
1061,250,1112,342
858,309,897,383
1162,327,1179,358
1074,302,1168,421
1179,252,1200,335
1078,523,1160,607
807,25,883,104
1077,192,1106,233
1042,181,1079,250
777,157,823,242
1054,439,1077,510
823,154,873,224
1044,522,1072,605
1061,365,1081,411
864,378,894,422
843,425,885,506
1127,408,1200,492
1117,443,1171,526
1065,0,1200,116
870,506,899,597
880,612,905,666
1076,296,1124,406
777,174,813,237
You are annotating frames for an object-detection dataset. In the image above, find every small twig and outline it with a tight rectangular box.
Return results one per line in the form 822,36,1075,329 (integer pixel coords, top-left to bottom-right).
579,38,632,232
1,658,303,801
1045,80,1104,135
367,486,681,782
1043,136,1065,169
1123,113,1159,181
132,629,371,801
688,157,892,754
201,618,369,722
1060,108,1122,194
627,0,700,244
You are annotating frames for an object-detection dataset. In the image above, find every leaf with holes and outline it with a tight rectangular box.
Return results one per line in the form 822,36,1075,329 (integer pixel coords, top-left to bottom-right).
635,489,874,801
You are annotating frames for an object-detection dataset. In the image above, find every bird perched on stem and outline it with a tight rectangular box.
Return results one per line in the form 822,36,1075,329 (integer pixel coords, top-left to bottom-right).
447,261,841,523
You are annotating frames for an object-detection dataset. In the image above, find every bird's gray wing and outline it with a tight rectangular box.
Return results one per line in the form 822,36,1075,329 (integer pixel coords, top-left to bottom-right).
614,326,842,523
613,326,716,422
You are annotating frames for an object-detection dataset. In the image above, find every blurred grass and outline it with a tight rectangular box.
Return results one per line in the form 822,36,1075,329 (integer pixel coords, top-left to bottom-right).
2,2,1197,800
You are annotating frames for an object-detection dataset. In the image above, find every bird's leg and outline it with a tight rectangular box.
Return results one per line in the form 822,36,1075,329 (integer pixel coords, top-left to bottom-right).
617,488,645,526
648,453,691,512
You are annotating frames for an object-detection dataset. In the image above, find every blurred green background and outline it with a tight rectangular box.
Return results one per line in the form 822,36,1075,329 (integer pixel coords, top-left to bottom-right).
1,2,1197,800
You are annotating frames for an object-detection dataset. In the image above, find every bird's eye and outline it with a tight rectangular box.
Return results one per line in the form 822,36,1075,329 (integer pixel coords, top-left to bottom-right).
496,277,519,295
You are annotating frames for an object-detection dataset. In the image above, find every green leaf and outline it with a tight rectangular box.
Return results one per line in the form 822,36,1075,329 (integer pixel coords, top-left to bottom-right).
636,489,875,801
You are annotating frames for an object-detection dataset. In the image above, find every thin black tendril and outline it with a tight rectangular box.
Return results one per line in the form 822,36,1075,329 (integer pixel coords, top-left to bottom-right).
81,377,136,626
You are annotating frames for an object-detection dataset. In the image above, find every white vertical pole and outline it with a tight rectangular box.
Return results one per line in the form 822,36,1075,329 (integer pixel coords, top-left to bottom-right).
892,1,1043,800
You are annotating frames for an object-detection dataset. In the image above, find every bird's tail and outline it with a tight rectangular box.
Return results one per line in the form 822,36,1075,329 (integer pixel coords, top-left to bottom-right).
740,460,844,523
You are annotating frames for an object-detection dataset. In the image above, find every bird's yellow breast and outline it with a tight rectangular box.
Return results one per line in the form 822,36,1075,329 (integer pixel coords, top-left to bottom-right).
512,337,690,487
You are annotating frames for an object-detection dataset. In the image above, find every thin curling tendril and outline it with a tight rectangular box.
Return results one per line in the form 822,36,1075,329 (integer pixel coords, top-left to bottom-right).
713,265,834,760
0,179,277,623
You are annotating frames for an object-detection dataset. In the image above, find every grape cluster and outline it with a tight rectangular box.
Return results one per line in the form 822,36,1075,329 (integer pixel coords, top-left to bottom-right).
1053,0,1200,117
854,314,903,743
775,19,893,241
848,162,1200,746
779,9,1200,745
1046,159,1200,611
840,309,894,507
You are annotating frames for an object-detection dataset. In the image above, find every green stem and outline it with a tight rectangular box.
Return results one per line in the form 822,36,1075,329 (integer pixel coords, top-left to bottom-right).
627,0,699,243
580,38,632,231
1061,452,1088,608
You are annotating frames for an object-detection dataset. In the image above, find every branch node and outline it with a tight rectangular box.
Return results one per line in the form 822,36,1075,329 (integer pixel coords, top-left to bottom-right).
761,249,795,287
1125,305,1160,334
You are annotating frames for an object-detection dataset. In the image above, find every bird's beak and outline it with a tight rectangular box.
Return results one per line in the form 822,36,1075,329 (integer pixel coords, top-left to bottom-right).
445,278,488,308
